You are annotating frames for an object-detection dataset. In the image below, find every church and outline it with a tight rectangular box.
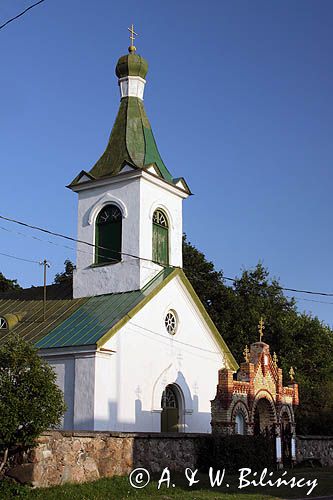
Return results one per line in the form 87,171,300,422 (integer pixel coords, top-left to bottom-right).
0,34,238,434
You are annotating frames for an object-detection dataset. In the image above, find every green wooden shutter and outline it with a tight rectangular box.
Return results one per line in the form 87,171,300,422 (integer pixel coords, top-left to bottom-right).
152,210,169,266
95,205,122,264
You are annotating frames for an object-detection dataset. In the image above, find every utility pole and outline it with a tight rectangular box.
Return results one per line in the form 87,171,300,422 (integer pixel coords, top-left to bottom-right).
39,259,50,321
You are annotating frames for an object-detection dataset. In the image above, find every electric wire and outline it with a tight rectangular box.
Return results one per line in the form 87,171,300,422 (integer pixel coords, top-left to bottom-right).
0,251,39,265
2,213,333,299
0,0,45,31
0,214,168,268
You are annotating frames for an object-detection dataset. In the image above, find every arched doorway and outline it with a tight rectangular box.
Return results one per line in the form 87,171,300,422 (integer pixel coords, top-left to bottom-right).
161,384,182,432
281,412,292,466
254,398,275,437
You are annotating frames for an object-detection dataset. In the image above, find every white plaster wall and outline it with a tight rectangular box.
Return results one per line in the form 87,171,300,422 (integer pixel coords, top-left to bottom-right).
93,352,115,431
48,357,75,430
139,176,184,287
96,275,226,433
73,172,187,297
119,76,146,99
73,176,141,297
73,355,95,430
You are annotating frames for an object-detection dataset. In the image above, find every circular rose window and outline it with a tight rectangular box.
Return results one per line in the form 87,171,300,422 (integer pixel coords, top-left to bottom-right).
165,311,178,335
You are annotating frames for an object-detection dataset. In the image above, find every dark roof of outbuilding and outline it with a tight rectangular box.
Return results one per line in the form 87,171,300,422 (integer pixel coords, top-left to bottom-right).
0,283,87,346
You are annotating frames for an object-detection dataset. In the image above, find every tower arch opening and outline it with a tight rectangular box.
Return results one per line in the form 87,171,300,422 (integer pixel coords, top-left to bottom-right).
152,209,169,266
95,204,122,264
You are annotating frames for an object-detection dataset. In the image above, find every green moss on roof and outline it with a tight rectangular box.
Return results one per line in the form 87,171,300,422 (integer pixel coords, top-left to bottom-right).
0,284,87,346
88,97,173,182
116,53,148,79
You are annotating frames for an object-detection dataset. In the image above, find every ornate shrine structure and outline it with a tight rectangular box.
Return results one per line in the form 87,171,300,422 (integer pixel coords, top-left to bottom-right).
211,320,299,465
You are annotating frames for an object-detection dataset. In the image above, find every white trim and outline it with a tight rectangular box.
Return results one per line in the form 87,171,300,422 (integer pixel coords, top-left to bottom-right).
87,193,128,226
118,76,146,99
149,202,175,230
70,169,189,199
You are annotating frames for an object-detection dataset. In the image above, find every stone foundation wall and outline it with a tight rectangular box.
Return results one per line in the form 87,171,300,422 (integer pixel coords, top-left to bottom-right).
7,431,205,488
297,435,333,466
6,431,333,488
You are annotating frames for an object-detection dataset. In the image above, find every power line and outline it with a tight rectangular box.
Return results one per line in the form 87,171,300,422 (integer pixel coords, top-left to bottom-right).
0,224,164,275
0,0,45,31
185,269,333,298
2,213,333,298
286,295,333,306
0,214,168,268
0,251,39,265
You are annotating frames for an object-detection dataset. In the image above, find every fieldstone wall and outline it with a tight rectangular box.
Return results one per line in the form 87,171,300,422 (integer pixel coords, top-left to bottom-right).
297,435,333,466
6,431,205,488
6,431,333,488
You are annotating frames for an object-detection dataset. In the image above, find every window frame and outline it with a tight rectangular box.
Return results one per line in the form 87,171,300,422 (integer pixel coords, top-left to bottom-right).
94,204,123,265
152,208,169,266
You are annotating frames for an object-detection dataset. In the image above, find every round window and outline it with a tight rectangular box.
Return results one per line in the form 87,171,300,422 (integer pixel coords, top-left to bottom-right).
165,311,178,335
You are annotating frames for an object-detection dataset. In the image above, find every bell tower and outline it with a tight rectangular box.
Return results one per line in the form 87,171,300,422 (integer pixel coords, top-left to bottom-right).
68,31,190,298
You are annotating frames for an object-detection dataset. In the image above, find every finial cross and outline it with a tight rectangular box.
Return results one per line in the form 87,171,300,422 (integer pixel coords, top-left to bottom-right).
273,352,278,368
243,345,250,363
128,24,138,47
258,317,265,342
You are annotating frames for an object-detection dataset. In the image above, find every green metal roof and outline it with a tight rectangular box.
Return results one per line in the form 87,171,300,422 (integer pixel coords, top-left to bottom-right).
85,96,173,183
116,53,148,80
35,267,174,349
0,284,87,346
0,268,238,370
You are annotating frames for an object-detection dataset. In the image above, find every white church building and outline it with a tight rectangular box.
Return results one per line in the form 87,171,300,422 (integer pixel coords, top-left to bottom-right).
0,40,237,434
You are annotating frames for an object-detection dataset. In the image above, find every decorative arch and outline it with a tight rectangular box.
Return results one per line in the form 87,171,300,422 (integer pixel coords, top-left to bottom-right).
152,208,169,266
149,202,174,230
231,400,250,435
251,391,277,422
279,404,294,425
151,364,193,414
87,193,128,226
95,204,122,264
231,400,250,423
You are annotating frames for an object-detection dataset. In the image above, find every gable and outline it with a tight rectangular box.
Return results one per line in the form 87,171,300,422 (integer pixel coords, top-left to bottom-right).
17,268,238,371
100,271,238,370
253,364,276,397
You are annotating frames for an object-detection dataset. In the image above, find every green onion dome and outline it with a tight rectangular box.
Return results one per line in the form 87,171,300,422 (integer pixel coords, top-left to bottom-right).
115,53,148,80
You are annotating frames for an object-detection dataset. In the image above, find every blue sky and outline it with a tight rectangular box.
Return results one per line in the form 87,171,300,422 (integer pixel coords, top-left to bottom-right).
1,0,333,325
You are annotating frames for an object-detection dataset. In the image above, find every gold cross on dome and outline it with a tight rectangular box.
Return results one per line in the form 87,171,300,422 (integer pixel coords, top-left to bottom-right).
258,317,265,342
128,24,138,49
289,366,295,381
243,345,250,363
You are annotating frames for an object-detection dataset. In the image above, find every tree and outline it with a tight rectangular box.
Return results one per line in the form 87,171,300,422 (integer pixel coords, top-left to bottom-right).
53,259,75,285
182,235,333,434
0,334,66,473
0,272,21,293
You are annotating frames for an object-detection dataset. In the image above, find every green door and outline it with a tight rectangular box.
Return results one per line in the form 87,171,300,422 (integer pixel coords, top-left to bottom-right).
152,210,169,266
161,385,179,432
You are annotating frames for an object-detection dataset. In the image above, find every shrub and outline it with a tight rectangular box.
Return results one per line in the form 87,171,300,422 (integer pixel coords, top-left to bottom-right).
0,334,66,473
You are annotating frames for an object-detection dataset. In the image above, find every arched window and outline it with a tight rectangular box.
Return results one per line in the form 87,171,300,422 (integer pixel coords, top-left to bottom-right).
152,209,169,266
0,317,8,330
235,413,245,435
95,204,122,264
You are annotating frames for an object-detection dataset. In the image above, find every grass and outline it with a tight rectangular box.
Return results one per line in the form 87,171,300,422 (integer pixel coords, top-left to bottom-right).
1,467,332,499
